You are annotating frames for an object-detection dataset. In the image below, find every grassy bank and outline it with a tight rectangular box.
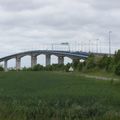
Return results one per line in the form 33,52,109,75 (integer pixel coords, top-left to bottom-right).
0,71,119,120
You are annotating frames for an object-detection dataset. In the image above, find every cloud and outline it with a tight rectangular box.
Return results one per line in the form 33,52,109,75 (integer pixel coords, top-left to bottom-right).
0,0,119,58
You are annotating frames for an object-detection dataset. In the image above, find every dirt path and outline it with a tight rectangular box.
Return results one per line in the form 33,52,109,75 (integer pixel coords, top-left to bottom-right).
81,74,119,81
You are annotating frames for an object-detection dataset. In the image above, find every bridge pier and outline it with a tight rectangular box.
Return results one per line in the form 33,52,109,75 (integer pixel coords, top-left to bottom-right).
46,54,51,66
58,56,64,64
4,60,8,72
31,55,37,68
16,57,21,70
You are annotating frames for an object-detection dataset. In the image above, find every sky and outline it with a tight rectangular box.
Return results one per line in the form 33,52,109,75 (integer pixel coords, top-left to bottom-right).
0,0,120,67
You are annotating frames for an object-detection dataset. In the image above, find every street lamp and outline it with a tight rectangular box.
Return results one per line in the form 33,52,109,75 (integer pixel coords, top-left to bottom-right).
109,31,112,56
89,40,91,52
99,39,101,53
61,42,70,51
96,39,99,53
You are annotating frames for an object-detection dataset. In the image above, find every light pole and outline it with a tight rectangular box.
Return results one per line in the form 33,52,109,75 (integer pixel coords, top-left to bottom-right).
51,40,54,50
99,39,101,53
89,40,91,52
81,40,83,51
61,42,70,51
52,43,54,50
96,39,99,53
109,31,112,56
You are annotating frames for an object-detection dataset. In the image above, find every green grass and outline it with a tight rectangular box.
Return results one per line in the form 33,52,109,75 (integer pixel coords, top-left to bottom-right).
0,71,119,120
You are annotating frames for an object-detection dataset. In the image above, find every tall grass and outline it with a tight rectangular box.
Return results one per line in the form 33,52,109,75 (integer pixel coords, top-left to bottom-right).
0,71,119,120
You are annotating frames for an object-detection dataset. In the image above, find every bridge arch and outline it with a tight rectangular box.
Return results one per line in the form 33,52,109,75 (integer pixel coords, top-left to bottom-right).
21,55,31,68
64,57,72,65
51,54,58,65
37,54,46,66
7,58,16,70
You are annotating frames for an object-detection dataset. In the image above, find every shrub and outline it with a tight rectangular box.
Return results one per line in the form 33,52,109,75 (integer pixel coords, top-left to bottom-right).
32,64,44,71
85,55,96,70
115,62,120,75
114,50,120,64
77,62,84,71
73,59,79,69
65,63,72,72
0,65,4,71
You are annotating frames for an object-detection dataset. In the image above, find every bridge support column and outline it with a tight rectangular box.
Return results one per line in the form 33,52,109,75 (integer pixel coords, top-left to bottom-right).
46,54,51,66
4,60,8,72
16,57,21,70
31,55,37,68
58,56,64,64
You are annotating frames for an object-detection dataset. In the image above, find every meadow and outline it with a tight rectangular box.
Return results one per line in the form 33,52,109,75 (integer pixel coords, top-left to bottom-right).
0,71,119,120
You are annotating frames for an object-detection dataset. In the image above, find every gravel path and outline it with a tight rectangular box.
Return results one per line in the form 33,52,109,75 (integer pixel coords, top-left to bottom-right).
81,74,119,81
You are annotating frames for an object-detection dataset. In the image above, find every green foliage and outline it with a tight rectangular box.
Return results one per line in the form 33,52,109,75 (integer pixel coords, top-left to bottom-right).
73,59,79,69
98,55,109,69
98,55,114,72
115,62,120,75
77,62,85,71
65,63,72,72
85,54,96,70
45,65,53,71
0,65,4,71
32,64,44,71
49,64,65,71
114,50,120,64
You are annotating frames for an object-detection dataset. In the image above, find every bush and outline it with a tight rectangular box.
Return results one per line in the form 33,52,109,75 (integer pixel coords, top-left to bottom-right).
65,63,72,72
114,50,120,64
73,59,79,69
32,64,44,71
115,63,120,75
45,65,53,71
85,55,96,70
0,65,4,71
77,62,85,71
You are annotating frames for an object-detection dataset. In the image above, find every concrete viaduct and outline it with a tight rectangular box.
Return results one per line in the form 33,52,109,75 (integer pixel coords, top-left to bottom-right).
0,50,89,71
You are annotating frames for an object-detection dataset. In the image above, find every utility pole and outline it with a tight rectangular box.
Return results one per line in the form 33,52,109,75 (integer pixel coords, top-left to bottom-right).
109,31,112,56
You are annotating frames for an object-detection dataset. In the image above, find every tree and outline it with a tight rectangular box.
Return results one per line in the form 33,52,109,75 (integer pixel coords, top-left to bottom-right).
85,54,96,70
115,62,120,75
77,62,85,71
114,50,120,64
98,55,114,71
72,59,79,69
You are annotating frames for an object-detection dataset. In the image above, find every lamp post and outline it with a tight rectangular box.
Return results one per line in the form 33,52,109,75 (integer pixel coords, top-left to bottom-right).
61,42,70,51
96,39,99,53
99,39,101,53
109,31,112,56
89,40,91,52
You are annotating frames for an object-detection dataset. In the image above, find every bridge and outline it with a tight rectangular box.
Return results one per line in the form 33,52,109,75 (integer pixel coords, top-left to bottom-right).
0,50,89,71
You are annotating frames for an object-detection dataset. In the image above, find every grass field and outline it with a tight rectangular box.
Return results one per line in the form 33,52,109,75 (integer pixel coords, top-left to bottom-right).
0,71,120,120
